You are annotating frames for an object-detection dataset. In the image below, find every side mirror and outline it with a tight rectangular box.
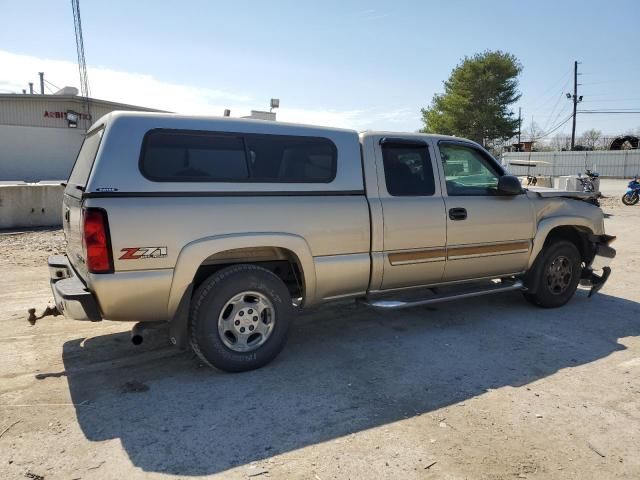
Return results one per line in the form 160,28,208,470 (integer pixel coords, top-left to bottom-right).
497,175,523,195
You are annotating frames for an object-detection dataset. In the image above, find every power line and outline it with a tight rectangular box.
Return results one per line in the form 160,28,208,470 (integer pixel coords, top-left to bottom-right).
528,69,572,112
535,113,574,139
578,110,640,114
541,87,571,132
549,102,572,130
577,107,640,111
581,98,640,103
529,83,569,113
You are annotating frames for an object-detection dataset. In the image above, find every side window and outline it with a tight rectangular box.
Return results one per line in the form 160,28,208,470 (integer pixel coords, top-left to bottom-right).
140,130,337,183
141,131,248,181
439,143,501,196
381,142,435,196
245,135,336,182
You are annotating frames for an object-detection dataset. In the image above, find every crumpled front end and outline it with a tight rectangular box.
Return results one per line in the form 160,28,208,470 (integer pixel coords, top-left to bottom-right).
581,234,616,297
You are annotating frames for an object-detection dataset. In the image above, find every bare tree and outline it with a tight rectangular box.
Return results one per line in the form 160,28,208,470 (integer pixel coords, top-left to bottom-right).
551,133,571,151
580,129,603,150
525,121,544,141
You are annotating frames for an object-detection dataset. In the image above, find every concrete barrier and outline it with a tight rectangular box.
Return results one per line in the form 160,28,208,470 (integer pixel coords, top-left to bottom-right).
557,175,600,193
0,183,64,229
519,176,553,187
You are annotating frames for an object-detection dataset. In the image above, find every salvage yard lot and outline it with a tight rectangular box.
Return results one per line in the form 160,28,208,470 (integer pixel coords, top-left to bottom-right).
1,200,639,480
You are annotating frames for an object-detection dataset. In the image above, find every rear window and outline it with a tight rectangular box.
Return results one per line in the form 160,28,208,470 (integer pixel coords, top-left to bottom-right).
142,131,248,181
140,129,337,183
67,127,104,188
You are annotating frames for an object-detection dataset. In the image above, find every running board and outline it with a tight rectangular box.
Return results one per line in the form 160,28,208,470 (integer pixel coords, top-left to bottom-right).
359,280,525,310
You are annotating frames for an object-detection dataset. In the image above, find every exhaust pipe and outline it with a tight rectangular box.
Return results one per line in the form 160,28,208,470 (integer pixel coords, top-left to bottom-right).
131,323,144,345
130,321,169,346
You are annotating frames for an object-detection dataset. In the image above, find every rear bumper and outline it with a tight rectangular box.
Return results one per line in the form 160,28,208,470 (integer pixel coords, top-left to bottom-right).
582,235,616,297
48,255,102,321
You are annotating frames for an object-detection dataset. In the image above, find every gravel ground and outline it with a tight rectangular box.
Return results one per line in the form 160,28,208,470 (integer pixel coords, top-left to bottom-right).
0,201,639,480
0,228,65,267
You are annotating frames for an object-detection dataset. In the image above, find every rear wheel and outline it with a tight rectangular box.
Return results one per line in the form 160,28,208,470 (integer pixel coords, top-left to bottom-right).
523,241,582,308
622,191,639,206
190,264,293,372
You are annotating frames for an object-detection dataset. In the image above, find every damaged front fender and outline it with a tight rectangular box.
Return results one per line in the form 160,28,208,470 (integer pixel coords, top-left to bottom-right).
581,235,616,297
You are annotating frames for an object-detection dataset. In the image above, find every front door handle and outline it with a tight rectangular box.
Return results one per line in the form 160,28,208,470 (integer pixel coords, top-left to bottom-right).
449,207,467,221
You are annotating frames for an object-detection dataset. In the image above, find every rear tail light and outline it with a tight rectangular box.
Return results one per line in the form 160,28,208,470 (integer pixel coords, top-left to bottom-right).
82,208,113,273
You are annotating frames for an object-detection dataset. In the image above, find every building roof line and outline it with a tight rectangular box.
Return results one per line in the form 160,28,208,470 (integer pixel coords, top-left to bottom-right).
0,94,167,113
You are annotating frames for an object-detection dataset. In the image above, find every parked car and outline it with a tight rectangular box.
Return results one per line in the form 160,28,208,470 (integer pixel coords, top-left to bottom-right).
49,112,616,371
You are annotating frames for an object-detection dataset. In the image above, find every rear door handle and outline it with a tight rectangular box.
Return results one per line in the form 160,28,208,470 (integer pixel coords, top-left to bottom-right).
64,208,70,223
449,207,467,221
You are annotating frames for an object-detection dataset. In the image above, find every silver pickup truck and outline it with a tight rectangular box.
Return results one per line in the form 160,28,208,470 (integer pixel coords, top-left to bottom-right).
49,112,615,372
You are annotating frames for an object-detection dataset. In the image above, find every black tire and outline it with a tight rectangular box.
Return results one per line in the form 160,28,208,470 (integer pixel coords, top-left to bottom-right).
190,264,293,372
523,241,582,308
622,192,639,206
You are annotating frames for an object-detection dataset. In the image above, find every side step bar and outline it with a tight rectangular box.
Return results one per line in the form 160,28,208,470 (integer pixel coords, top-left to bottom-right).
359,280,524,310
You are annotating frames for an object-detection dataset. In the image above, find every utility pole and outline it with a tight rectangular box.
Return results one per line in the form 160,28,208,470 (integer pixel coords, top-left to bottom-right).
568,61,583,150
38,72,45,95
517,107,522,151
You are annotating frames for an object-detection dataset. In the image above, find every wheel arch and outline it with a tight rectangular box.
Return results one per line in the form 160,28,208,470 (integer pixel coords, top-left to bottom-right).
167,233,317,320
528,216,596,269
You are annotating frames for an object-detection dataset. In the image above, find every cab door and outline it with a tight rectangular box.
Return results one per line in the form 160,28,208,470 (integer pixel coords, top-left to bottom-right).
375,137,447,290
436,141,535,282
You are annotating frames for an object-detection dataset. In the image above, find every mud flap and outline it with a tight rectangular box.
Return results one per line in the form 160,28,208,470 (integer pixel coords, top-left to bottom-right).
168,284,193,349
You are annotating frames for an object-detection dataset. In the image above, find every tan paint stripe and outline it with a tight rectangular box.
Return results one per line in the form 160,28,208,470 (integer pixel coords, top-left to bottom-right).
388,249,446,265
447,241,530,259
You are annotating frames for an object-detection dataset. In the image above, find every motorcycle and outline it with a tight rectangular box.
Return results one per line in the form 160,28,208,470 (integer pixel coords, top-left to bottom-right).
622,176,640,206
577,169,599,193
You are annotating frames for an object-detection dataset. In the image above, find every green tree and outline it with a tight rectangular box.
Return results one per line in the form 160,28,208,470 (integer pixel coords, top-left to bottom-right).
421,51,522,146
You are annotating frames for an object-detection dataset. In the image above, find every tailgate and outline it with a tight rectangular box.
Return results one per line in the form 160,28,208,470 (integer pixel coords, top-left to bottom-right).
63,126,105,279
62,192,88,278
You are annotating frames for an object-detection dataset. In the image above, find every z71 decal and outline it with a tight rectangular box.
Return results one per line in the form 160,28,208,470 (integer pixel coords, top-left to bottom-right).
119,247,168,260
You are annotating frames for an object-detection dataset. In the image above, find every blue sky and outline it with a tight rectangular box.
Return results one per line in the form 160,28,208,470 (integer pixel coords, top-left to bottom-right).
1,0,639,137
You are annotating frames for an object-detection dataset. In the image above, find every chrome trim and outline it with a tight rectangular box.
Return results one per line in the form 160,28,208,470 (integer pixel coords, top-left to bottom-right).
387,248,446,265
446,241,530,260
389,255,446,265
447,247,530,260
385,242,530,265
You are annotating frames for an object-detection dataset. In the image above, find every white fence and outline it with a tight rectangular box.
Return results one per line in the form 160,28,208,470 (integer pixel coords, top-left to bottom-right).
502,150,640,178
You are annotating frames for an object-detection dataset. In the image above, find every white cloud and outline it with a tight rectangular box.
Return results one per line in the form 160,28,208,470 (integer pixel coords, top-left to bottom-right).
0,50,415,130
0,50,251,114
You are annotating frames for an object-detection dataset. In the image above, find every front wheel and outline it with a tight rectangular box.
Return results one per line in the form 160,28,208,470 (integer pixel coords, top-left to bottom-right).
190,264,293,372
523,241,582,308
622,191,639,205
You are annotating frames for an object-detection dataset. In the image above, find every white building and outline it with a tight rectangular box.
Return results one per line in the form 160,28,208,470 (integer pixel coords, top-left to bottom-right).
0,88,162,181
